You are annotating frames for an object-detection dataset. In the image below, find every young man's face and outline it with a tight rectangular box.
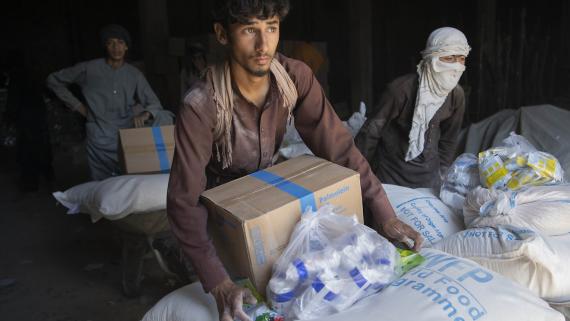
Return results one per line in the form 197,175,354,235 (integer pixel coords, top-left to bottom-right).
105,38,128,62
216,16,280,77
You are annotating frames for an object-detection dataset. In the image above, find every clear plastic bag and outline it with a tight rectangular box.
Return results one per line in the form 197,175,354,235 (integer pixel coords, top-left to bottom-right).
344,101,367,137
440,153,481,212
267,205,400,320
478,132,564,190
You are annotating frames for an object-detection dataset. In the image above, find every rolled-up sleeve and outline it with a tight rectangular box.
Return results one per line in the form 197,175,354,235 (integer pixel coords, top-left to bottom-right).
166,89,228,292
291,61,396,225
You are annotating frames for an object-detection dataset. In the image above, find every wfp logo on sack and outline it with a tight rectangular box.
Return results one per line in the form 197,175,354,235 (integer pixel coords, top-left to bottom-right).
390,252,492,321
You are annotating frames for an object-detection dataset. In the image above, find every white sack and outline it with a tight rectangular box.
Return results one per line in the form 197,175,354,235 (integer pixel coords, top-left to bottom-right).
463,185,570,235
141,282,217,321
142,250,564,321
432,226,570,303
552,305,570,321
383,184,464,246
326,249,564,321
53,174,169,222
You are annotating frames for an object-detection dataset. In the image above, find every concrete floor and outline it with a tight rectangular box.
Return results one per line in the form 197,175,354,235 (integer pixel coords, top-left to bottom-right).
0,145,180,321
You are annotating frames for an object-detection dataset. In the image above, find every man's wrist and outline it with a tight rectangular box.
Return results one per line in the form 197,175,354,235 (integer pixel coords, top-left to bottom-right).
211,277,232,295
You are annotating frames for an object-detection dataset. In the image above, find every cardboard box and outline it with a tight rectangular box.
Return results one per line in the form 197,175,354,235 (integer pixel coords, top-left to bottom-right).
201,155,363,294
118,125,175,174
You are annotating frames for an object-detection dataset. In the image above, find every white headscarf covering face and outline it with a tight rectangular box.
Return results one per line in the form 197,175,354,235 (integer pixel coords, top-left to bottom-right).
405,27,471,162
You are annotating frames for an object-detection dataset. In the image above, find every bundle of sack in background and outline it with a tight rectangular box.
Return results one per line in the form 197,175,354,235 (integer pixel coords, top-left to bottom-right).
433,141,570,307
478,132,564,191
439,132,566,215
267,205,401,320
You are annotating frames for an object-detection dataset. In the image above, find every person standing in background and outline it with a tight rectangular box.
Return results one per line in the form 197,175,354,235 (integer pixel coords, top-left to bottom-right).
47,24,173,180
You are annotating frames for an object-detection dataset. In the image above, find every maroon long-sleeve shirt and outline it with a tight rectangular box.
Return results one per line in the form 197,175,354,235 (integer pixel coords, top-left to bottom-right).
166,53,395,292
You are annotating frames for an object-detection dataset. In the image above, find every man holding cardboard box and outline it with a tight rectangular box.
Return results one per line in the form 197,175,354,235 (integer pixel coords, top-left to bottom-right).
166,1,423,320
47,24,173,180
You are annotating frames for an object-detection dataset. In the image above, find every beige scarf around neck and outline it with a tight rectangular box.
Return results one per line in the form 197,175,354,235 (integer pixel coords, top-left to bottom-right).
209,58,298,169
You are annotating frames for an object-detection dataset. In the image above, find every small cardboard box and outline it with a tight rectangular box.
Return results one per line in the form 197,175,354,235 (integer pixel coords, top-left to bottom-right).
201,155,363,294
118,125,175,174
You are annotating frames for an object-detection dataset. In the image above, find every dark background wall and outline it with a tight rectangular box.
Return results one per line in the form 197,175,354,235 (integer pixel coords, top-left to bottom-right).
2,0,569,123
371,1,477,117
2,0,141,80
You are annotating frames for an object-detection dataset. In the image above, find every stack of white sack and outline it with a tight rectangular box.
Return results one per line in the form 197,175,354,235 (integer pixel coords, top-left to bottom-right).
463,185,570,235
478,132,564,191
383,184,464,247
142,249,565,321
439,153,480,213
52,174,169,222
431,226,570,304
346,248,565,321
267,204,400,320
439,133,566,214
279,102,367,159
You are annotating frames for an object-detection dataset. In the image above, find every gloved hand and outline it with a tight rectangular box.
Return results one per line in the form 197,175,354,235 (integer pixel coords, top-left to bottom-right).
381,217,423,251
211,278,257,321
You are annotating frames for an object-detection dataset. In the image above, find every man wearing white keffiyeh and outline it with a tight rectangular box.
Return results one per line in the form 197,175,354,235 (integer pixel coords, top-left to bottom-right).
356,27,470,189
407,27,471,161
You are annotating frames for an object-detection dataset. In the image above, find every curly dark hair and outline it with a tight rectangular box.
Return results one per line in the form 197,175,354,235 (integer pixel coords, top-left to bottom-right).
213,0,290,27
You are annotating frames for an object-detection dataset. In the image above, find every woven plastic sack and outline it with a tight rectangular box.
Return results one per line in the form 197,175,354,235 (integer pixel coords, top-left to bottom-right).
53,174,168,222
432,226,570,304
463,185,570,236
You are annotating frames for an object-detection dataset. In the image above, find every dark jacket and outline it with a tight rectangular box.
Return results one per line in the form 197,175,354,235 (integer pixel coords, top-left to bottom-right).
355,73,465,188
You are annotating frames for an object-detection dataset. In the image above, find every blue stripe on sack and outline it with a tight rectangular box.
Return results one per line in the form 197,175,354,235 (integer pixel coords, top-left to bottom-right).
350,267,368,288
250,170,317,212
151,126,170,172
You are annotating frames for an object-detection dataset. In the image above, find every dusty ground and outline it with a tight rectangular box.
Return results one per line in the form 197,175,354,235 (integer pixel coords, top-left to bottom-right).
0,145,180,321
